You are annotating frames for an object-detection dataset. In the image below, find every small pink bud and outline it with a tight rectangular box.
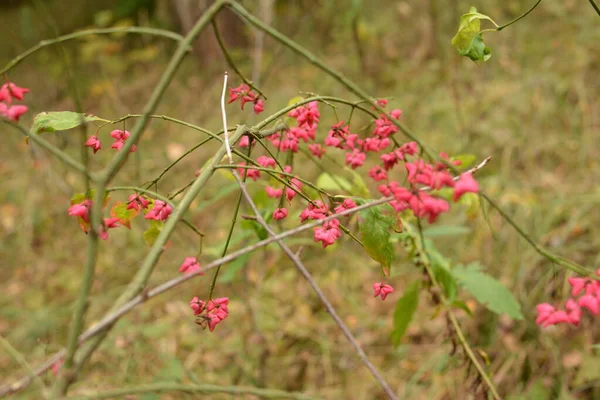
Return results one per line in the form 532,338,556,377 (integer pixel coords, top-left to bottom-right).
179,256,203,274
453,173,479,201
273,208,288,220
568,277,587,297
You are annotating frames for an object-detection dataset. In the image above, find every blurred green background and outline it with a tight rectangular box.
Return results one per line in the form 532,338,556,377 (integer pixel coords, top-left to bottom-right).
1,0,600,399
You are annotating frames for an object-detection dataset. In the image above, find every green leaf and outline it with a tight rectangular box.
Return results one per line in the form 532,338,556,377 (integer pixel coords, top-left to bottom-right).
110,201,138,229
452,263,523,319
457,192,480,219
391,281,420,346
450,154,477,170
451,7,496,62
359,202,396,275
143,220,163,246
345,167,371,198
241,211,272,241
31,111,109,134
316,172,353,192
425,239,458,301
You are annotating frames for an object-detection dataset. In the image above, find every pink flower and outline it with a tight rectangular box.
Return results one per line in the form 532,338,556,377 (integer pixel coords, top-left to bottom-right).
368,166,388,182
566,299,582,326
110,130,136,152
253,99,264,114
390,109,403,119
84,135,101,154
535,303,556,326
288,102,320,129
257,156,276,168
0,104,28,122
375,99,388,108
278,132,299,152
372,115,398,138
578,294,599,315
68,201,90,222
206,297,230,331
51,359,64,376
190,296,206,315
180,256,203,274
285,178,303,201
237,163,261,181
238,135,250,147
207,314,224,332
104,217,120,229
0,82,29,104
453,173,479,201
265,186,283,198
308,143,326,158
144,200,172,221
110,130,130,140
380,152,398,170
334,198,357,214
568,277,588,297
542,310,571,327
127,194,150,211
290,126,314,142
300,201,329,222
273,208,288,220
345,149,366,169
228,84,249,103
373,282,394,300
314,218,342,248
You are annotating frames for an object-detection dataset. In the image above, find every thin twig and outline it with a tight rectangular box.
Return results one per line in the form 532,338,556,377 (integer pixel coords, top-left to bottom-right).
0,335,48,397
0,27,185,75
589,0,600,16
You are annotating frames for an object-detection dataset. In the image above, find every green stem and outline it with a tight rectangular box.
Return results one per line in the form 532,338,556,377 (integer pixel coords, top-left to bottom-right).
589,0,600,16
208,143,251,299
0,27,185,75
0,335,48,397
496,0,543,31
480,193,592,277
101,0,227,183
61,382,318,400
53,181,105,396
211,20,266,99
2,120,95,181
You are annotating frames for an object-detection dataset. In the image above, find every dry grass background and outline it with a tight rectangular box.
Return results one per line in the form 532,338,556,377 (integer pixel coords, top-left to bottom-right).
1,0,599,399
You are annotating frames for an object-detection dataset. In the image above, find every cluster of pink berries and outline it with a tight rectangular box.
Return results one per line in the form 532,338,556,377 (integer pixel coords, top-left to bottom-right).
179,257,230,332
231,97,482,302
84,129,137,154
536,269,600,328
228,84,264,114
0,82,29,122
190,297,230,332
67,193,172,240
